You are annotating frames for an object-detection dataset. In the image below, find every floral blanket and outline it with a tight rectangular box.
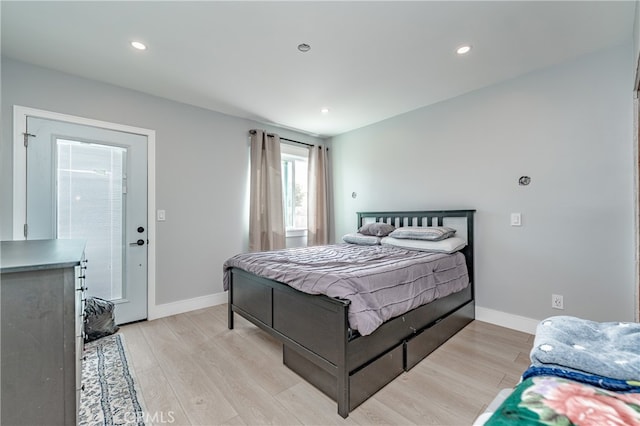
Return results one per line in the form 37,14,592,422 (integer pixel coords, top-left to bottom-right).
485,376,640,426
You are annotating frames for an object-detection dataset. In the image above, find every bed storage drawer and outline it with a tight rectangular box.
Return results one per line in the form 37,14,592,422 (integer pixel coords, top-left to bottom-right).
404,300,474,371
231,270,273,327
283,343,404,411
350,343,404,410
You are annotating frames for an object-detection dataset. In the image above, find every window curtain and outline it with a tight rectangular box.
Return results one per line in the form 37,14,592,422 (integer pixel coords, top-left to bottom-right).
307,145,329,246
249,130,285,251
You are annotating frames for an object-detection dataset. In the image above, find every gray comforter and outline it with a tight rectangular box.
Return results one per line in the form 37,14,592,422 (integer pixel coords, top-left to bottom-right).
223,244,469,336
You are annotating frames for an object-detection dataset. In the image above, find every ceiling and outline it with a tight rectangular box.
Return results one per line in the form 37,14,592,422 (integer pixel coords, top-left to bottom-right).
1,1,636,138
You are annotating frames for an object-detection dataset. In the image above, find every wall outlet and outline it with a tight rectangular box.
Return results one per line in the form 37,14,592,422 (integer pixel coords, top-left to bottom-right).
552,294,564,310
510,212,522,226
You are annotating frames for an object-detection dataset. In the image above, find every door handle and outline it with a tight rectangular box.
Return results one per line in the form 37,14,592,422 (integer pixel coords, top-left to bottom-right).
130,239,145,246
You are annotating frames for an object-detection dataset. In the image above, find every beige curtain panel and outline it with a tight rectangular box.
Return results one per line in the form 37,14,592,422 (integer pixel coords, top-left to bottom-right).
308,145,329,246
249,130,285,251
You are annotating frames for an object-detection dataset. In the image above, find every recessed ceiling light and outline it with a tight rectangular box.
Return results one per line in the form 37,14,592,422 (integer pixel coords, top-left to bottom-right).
297,43,311,53
321,108,329,114
456,45,471,55
131,41,147,51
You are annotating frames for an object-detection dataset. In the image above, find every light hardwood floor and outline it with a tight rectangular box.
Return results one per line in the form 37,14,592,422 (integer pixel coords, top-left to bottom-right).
119,304,533,426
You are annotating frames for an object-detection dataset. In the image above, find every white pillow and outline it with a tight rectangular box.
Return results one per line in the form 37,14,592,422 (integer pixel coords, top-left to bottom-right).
381,236,467,253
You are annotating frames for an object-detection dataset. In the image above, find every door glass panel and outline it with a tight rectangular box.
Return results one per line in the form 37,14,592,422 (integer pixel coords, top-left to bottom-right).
56,139,127,301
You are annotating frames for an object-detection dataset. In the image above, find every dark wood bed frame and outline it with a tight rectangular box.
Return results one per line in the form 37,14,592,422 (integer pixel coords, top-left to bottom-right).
227,209,475,418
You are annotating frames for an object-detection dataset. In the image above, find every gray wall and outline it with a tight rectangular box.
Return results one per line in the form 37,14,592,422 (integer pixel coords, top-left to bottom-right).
330,43,636,323
1,57,323,306
635,1,640,71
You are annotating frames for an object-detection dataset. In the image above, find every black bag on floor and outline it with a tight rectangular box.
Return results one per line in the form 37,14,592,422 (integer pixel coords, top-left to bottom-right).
84,297,119,343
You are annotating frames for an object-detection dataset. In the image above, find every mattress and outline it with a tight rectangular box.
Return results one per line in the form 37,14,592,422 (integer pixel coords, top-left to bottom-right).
223,243,469,336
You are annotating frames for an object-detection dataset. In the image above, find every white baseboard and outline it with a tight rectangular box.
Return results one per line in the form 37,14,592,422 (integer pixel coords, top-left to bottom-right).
148,291,227,321
475,306,540,335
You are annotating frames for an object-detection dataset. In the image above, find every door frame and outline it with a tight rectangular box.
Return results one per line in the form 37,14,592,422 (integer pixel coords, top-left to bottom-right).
12,105,157,321
635,94,639,322
635,51,640,322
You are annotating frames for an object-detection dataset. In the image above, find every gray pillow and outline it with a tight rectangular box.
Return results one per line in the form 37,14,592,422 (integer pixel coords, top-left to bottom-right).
342,233,381,245
358,222,395,237
388,226,456,241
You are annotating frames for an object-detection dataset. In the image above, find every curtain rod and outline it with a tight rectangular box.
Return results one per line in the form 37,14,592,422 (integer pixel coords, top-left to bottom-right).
249,129,315,148
282,137,314,148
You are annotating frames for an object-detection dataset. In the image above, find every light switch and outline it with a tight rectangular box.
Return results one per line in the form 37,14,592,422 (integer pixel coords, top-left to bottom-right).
510,213,521,227
157,209,166,222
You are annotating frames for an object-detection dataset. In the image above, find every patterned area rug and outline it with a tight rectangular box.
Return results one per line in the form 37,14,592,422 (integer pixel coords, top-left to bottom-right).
80,334,145,426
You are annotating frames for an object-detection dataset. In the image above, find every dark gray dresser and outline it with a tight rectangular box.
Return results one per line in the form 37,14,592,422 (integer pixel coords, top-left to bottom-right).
1,239,87,426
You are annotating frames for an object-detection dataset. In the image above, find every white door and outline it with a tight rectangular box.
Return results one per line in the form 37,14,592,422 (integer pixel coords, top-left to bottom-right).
25,116,148,324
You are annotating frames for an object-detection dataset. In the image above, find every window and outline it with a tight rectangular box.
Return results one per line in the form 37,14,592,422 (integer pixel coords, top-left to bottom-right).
57,139,126,300
281,144,308,231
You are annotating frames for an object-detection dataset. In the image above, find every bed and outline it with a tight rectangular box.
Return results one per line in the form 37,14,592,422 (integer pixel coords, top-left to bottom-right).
225,209,475,418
